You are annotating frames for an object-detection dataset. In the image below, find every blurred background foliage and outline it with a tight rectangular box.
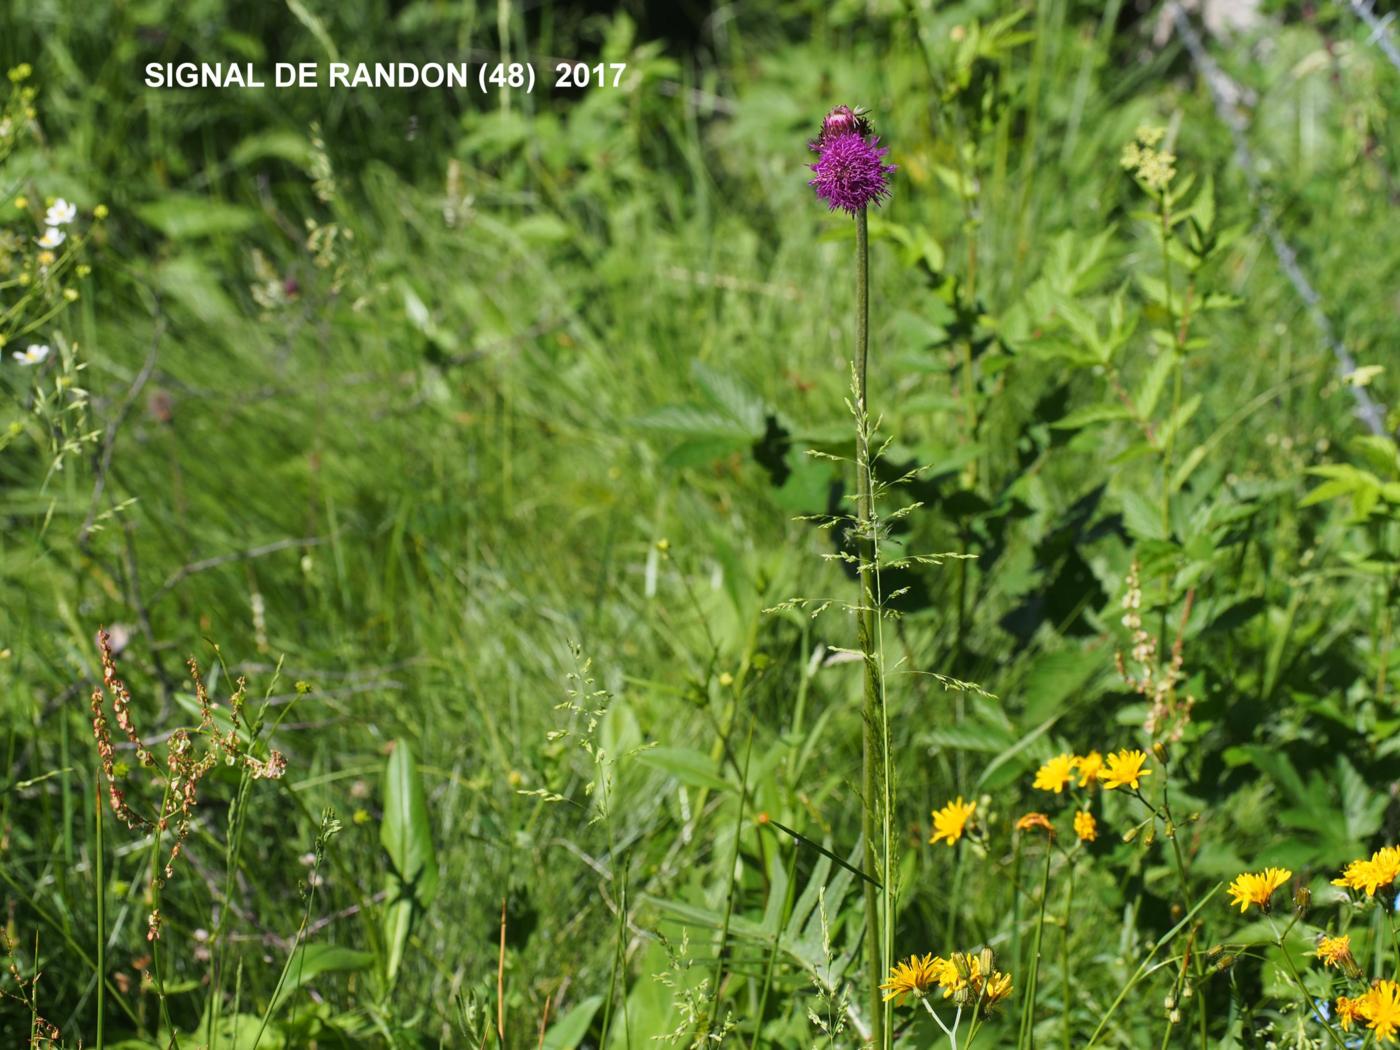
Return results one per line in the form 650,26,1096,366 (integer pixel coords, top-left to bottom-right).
0,0,1397,1045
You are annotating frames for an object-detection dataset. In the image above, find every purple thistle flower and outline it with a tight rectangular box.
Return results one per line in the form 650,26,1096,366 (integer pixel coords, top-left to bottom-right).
807,106,895,216
811,104,871,149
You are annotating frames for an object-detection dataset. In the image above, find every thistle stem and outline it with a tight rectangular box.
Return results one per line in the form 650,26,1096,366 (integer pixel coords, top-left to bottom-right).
854,203,888,1050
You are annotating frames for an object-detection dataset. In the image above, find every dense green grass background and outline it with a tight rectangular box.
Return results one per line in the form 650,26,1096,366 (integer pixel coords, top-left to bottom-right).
1,0,1398,1045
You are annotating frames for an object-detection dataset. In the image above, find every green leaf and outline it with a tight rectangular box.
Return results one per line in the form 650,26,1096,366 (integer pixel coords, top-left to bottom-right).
1135,352,1175,418
229,130,316,171
691,360,765,435
381,740,439,985
269,944,374,1014
136,195,259,239
635,747,732,793
1051,403,1133,430
542,996,604,1050
1118,488,1168,541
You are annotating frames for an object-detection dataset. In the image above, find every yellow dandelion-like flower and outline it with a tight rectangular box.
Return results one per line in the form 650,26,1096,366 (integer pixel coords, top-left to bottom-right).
1074,811,1097,842
1033,753,1076,794
1073,751,1103,787
1336,995,1363,1031
1316,933,1359,976
1333,846,1400,897
1016,812,1054,836
1101,749,1152,791
1361,980,1400,1042
930,797,976,847
938,953,1013,1012
979,968,1014,1010
1227,867,1292,913
880,953,945,1005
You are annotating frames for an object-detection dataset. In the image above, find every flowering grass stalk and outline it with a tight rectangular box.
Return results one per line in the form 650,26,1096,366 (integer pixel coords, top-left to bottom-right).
808,103,896,1048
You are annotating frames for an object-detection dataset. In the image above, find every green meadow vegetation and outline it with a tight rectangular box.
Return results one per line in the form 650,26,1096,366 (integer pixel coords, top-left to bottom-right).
1,0,1399,1046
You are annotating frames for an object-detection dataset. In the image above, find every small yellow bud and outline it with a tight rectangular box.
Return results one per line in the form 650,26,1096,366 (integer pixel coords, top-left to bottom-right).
36,250,54,267
63,288,78,302
76,264,91,277
718,671,734,687
93,204,109,220
13,195,27,210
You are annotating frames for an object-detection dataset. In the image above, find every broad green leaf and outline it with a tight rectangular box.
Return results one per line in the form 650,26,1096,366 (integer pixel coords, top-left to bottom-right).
635,746,732,793
542,995,604,1050
381,740,439,985
269,944,374,1013
137,195,259,239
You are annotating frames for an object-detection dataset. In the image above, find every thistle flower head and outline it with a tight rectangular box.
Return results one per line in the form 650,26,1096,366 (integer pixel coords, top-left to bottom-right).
807,105,895,216
811,104,871,148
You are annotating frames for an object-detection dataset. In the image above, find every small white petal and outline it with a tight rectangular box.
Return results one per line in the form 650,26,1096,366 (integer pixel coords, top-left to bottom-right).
44,198,77,226
35,227,66,248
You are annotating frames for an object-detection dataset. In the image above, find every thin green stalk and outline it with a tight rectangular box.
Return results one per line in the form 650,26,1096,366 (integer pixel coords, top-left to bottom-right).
1060,858,1076,1050
1160,803,1207,1050
707,725,754,1031
853,204,889,1050
920,997,961,1049
94,781,105,1050
1268,917,1348,1050
1084,884,1223,1049
1018,844,1054,1050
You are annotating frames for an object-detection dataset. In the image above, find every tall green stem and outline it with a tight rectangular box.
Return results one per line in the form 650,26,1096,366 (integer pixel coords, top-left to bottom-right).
1060,859,1076,1050
1018,844,1054,1050
94,781,105,1050
854,205,888,1050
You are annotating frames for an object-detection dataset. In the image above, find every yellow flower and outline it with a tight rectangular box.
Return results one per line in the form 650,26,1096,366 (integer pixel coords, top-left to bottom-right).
1073,751,1103,787
1360,980,1400,1042
1227,867,1292,913
880,953,946,1005
1101,749,1152,791
938,952,1013,1012
1337,995,1363,1031
1016,812,1054,836
1033,753,1076,794
1074,811,1097,842
979,968,1014,1009
930,797,976,847
1315,934,1358,975
1334,846,1400,898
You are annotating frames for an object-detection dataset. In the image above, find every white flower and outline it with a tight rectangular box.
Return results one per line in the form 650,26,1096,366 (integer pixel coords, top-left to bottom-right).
44,198,77,226
14,345,51,366
35,227,65,249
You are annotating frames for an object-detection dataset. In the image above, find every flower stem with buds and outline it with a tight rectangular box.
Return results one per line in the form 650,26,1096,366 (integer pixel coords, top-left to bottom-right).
854,203,891,1050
